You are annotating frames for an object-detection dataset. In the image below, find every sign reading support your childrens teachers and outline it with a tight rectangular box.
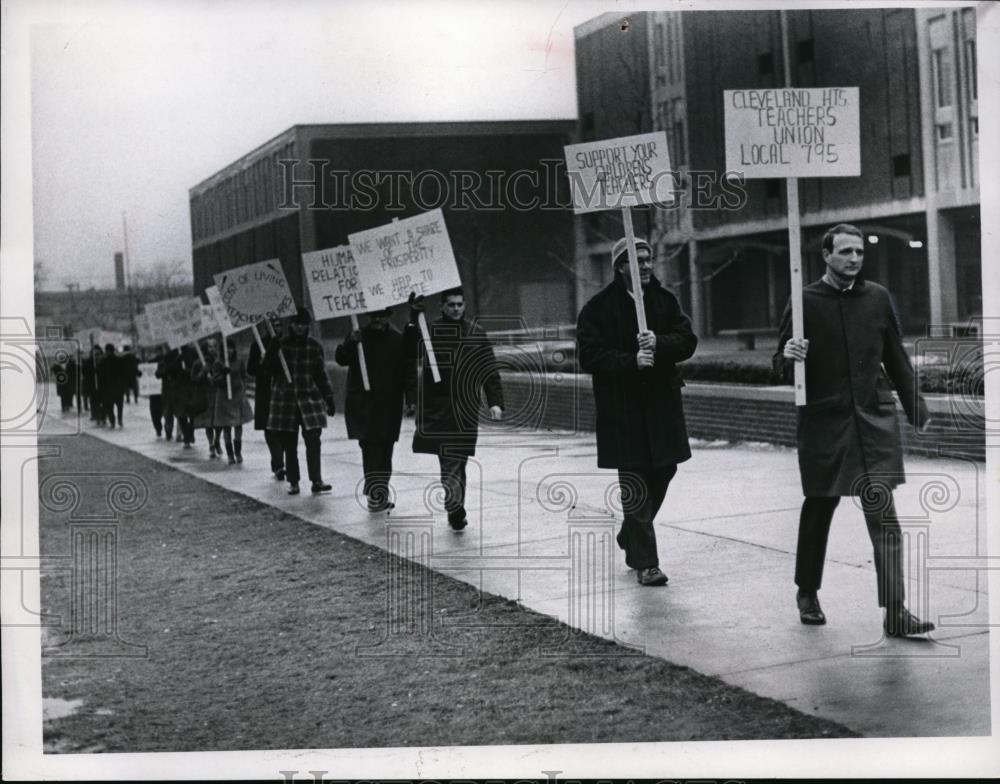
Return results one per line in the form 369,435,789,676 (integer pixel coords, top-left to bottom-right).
563,131,674,214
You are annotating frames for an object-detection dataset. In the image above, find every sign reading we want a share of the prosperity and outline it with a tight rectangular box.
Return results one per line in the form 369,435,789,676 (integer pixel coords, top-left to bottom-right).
562,131,674,214
724,87,860,178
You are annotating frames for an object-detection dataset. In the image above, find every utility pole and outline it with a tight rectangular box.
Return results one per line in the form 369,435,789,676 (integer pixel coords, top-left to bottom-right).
122,211,137,346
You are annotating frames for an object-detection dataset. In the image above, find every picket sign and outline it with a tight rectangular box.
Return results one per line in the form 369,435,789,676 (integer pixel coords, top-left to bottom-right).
348,211,464,384
137,362,160,397
213,260,295,383
723,14,860,405
220,337,232,401
563,131,674,342
301,243,370,391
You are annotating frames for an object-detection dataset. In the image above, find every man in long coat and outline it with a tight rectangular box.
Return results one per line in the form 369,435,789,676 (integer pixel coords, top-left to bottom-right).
335,307,416,512
265,307,336,495
247,318,285,479
97,343,127,429
407,289,503,530
577,236,698,587
775,223,934,637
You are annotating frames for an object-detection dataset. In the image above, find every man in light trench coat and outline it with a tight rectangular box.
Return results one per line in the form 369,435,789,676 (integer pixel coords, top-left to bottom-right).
775,223,935,637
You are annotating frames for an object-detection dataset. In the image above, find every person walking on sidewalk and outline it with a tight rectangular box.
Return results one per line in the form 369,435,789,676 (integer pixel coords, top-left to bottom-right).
209,338,254,464
247,319,285,480
97,343,127,429
335,307,416,512
191,338,222,458
160,347,197,447
264,307,337,495
83,345,103,424
406,289,504,531
577,236,698,587
775,222,935,638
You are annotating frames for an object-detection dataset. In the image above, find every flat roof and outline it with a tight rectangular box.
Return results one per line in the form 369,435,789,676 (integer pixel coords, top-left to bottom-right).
190,119,577,195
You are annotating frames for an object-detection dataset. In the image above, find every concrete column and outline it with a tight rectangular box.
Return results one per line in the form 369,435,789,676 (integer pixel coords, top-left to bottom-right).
687,238,703,335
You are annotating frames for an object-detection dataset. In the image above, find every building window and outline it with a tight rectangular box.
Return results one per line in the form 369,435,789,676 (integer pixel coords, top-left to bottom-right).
670,97,686,166
582,112,594,132
757,52,774,76
936,123,953,141
965,38,977,102
655,23,665,67
765,179,781,199
797,38,814,63
969,116,978,138
892,153,911,178
932,47,952,107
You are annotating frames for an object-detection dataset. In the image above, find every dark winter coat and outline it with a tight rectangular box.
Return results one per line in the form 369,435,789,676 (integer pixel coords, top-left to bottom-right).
577,275,698,470
406,316,504,457
52,358,78,399
774,277,929,497
96,352,126,397
246,340,275,431
334,323,415,443
159,348,200,417
264,334,336,432
81,356,98,395
208,356,254,428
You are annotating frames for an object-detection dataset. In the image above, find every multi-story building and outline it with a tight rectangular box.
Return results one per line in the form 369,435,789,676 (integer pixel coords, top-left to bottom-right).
189,121,577,334
574,7,981,335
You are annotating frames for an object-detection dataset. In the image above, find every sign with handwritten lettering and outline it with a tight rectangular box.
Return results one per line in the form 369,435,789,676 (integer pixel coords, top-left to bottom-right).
146,297,202,349
204,285,243,336
138,362,160,396
724,87,860,178
563,132,674,214
302,244,368,320
213,259,297,328
348,209,462,310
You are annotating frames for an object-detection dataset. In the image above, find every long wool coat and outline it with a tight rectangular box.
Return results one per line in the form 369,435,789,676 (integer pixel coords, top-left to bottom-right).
407,316,504,457
774,277,928,497
202,356,254,428
264,334,336,432
246,340,275,431
577,274,698,470
334,323,415,443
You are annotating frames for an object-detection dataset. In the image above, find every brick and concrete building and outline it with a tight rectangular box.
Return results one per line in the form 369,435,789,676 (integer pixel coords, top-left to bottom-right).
189,121,577,334
574,7,981,335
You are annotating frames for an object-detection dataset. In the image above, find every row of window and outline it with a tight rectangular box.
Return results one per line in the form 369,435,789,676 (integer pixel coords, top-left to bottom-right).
190,141,295,241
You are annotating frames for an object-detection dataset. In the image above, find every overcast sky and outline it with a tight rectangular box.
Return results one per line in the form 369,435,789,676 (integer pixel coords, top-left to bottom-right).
28,0,628,291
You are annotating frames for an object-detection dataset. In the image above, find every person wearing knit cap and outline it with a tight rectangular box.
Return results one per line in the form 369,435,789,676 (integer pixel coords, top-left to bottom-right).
263,307,337,495
576,235,697,586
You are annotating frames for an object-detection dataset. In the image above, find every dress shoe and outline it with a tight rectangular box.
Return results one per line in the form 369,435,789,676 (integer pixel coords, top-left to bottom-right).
288,483,300,495
884,606,935,637
448,513,468,531
311,481,332,494
368,499,395,513
796,590,826,625
275,468,286,481
637,567,668,586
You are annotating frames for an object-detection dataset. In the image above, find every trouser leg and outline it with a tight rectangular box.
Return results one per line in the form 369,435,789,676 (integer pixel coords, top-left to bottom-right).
302,428,323,483
113,395,124,426
150,395,163,434
361,440,393,505
264,429,284,472
859,488,905,609
794,496,840,593
281,429,301,483
162,398,174,439
617,467,674,571
233,425,242,460
439,453,468,522
222,427,234,460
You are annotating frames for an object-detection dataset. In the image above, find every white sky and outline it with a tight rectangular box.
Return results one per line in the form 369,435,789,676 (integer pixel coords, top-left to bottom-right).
27,0,625,290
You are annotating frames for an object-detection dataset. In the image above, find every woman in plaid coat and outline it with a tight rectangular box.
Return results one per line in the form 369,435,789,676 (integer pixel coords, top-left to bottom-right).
264,308,336,495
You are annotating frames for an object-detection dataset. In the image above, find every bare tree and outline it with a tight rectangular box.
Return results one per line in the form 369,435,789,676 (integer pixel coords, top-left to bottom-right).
34,259,48,291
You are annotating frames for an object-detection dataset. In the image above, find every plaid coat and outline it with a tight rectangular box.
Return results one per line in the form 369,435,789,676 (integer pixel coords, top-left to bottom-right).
264,334,336,432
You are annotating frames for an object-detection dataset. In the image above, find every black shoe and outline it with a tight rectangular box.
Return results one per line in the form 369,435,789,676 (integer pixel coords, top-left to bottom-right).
311,481,332,494
448,513,468,531
368,499,395,513
637,567,668,586
275,468,286,481
884,606,935,637
288,483,300,495
797,590,826,625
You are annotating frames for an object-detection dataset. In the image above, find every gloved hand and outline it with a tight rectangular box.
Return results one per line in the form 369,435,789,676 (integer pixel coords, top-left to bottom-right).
408,292,425,323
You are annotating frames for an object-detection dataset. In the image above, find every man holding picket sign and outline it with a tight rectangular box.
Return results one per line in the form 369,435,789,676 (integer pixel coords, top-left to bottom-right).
565,131,697,586
348,209,502,531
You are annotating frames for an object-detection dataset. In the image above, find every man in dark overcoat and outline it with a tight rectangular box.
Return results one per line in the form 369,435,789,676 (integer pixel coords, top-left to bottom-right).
82,345,103,423
97,343,126,429
264,307,336,495
406,289,503,531
577,236,698,587
247,318,285,480
335,307,416,512
775,223,934,637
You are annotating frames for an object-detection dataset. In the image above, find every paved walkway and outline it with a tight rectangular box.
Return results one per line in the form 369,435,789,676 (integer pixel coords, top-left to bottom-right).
39,394,990,737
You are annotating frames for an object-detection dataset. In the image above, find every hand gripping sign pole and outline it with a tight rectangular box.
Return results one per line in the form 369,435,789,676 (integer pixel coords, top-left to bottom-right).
393,217,440,384
620,207,648,333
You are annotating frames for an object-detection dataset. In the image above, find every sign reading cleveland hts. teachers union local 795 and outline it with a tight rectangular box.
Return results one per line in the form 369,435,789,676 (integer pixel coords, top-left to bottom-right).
724,87,860,178
213,259,297,328
348,209,462,312
563,131,674,214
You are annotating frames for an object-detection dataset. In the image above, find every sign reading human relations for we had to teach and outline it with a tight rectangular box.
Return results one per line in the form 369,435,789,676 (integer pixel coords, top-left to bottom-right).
348,209,462,311
301,244,367,320
724,87,860,178
213,259,297,328
563,131,674,214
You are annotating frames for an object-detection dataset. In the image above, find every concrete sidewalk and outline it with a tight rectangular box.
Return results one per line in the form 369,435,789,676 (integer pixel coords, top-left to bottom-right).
39,396,990,738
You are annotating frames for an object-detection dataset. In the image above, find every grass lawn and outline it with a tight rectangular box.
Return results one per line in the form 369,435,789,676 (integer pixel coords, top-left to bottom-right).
38,434,856,752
